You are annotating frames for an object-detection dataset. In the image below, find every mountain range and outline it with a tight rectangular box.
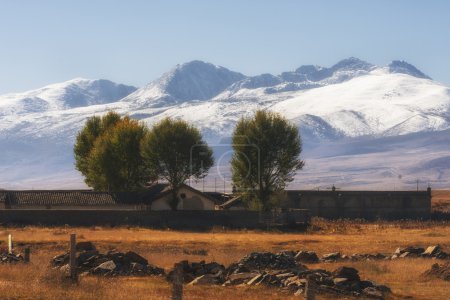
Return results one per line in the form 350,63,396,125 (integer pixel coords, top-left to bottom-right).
1,57,449,190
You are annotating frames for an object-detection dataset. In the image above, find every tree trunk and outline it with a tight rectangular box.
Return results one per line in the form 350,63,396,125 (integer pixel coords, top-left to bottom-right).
170,188,179,211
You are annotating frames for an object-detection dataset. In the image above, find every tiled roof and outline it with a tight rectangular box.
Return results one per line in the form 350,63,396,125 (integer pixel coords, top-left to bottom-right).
0,188,173,207
0,183,215,207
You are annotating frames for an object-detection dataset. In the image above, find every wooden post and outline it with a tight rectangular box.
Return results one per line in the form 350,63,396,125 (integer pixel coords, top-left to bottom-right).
24,247,30,263
8,234,12,254
305,275,315,300
69,234,78,283
172,263,183,300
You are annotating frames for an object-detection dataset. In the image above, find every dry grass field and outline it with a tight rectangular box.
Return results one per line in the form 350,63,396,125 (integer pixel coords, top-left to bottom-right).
0,218,449,300
432,190,450,212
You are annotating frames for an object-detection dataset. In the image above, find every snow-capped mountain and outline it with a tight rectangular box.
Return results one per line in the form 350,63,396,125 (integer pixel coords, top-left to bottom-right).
1,58,450,190
0,78,137,116
122,60,245,108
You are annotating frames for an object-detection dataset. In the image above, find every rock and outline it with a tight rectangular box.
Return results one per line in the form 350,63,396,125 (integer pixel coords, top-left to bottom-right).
203,262,225,275
295,251,319,263
76,241,96,252
322,252,341,261
397,246,424,255
228,251,302,272
77,250,99,265
93,260,116,274
228,272,260,283
130,262,144,272
332,266,360,281
188,274,218,285
125,251,148,265
59,264,70,276
333,277,348,285
423,262,450,281
52,253,69,266
246,274,263,285
363,287,384,299
423,245,440,256
276,272,295,279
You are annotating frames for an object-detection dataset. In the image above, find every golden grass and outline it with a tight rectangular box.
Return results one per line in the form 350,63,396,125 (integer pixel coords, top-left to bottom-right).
432,190,450,212
0,219,449,299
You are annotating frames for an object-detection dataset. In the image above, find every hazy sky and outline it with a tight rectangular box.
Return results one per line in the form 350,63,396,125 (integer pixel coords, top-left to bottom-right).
1,0,449,94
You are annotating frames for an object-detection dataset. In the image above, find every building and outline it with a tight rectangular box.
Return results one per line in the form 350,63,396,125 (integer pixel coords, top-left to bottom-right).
0,183,221,211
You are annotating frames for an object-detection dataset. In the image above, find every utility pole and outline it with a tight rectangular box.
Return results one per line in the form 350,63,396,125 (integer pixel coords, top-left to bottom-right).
417,179,419,192
214,177,217,193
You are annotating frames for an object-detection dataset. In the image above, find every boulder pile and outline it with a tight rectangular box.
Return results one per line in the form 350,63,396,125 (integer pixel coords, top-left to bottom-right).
391,245,449,259
0,251,25,263
318,245,449,263
423,262,450,281
167,260,226,284
52,242,164,277
172,251,391,299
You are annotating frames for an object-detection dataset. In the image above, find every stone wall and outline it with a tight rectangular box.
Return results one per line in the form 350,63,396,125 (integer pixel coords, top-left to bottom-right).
0,209,310,229
283,190,431,219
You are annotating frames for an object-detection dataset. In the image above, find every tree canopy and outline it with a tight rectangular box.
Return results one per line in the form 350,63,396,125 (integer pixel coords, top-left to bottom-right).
231,110,304,211
141,117,213,210
74,112,148,191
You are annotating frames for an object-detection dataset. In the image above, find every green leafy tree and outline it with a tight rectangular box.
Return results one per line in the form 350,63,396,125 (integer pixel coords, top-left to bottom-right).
141,117,214,210
231,110,304,211
87,118,148,191
74,112,148,191
74,111,121,186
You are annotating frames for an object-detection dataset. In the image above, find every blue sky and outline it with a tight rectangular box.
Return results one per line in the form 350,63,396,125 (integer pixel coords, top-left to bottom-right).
0,0,449,94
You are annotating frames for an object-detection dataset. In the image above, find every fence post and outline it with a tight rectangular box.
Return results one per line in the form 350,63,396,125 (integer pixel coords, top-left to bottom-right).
305,274,315,300
69,234,78,283
24,247,30,263
8,234,12,254
172,263,183,300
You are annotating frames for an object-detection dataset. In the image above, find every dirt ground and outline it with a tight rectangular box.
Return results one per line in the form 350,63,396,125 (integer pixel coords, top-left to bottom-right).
0,218,449,299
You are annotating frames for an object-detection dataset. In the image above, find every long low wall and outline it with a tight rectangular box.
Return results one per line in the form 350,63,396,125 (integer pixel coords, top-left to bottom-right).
284,190,431,219
0,209,310,229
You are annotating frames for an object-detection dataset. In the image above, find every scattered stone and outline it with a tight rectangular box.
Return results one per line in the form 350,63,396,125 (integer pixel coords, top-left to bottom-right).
363,287,384,299
0,251,25,264
322,252,341,261
295,251,319,263
76,241,96,252
423,245,440,256
51,242,164,277
188,274,219,285
332,266,360,281
93,260,116,274
423,262,450,281
169,251,391,299
125,251,148,266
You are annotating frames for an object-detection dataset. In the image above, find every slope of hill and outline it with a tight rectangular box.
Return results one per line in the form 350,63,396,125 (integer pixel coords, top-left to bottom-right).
0,78,137,116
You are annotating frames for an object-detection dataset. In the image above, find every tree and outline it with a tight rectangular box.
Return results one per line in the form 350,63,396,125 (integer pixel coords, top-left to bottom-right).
141,117,214,210
74,111,121,186
74,112,148,191
231,110,304,211
87,118,148,191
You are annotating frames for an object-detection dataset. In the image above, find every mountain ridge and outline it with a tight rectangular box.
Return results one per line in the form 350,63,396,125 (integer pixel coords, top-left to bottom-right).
0,58,448,189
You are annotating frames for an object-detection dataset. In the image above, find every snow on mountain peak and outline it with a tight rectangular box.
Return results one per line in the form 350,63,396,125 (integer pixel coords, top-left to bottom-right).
0,78,136,115
122,60,246,108
388,60,431,79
